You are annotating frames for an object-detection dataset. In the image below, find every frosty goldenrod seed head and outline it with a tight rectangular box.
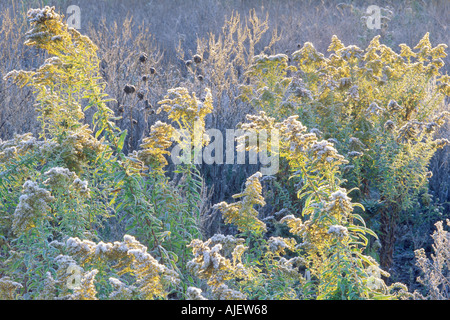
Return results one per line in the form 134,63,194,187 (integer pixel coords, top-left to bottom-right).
213,283,247,300
0,277,23,300
187,237,250,290
43,167,77,190
186,287,208,300
384,120,396,131
327,225,349,237
27,6,59,23
215,172,266,234
138,121,176,170
432,138,450,149
108,277,137,300
12,180,55,235
366,102,384,115
268,237,297,255
64,235,179,299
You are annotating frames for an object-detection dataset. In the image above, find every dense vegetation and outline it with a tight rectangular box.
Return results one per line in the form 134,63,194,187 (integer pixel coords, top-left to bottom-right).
0,2,449,300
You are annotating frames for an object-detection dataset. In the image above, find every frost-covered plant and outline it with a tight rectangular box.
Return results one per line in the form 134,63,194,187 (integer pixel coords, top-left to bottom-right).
187,235,249,299
157,87,213,152
215,172,267,235
39,235,180,300
0,277,23,300
241,33,450,269
12,180,54,235
136,121,176,171
235,111,404,299
413,220,450,300
0,7,187,300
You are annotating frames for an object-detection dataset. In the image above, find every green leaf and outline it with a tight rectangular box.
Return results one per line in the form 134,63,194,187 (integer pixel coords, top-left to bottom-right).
116,130,128,153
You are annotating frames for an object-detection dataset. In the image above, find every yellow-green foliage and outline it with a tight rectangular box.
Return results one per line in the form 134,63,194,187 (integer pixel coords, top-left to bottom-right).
240,33,450,268
1,6,448,301
215,172,267,235
157,87,213,150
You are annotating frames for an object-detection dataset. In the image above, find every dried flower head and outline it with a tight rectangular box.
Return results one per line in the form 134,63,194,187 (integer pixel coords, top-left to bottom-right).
327,225,349,238
43,167,77,190
187,237,249,289
186,287,208,300
268,237,297,255
108,277,137,300
124,84,136,94
215,172,267,234
139,53,148,63
137,121,176,170
366,102,384,115
193,54,202,64
12,180,55,235
0,277,23,300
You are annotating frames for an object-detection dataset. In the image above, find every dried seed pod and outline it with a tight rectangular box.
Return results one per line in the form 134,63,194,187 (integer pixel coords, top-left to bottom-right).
197,75,204,81
124,84,135,94
193,54,202,64
137,92,144,100
132,119,138,125
118,105,124,113
142,74,149,82
185,60,192,67
149,67,156,74
139,53,148,63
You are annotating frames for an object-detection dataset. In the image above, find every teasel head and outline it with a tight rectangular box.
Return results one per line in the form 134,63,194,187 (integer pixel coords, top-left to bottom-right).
124,84,136,94
185,60,192,67
149,67,156,74
139,53,148,63
197,74,204,81
142,74,149,82
193,54,202,64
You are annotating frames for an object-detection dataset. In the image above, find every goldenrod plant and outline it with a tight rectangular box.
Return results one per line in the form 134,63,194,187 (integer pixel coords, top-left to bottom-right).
240,33,449,269
0,7,194,299
0,5,449,301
